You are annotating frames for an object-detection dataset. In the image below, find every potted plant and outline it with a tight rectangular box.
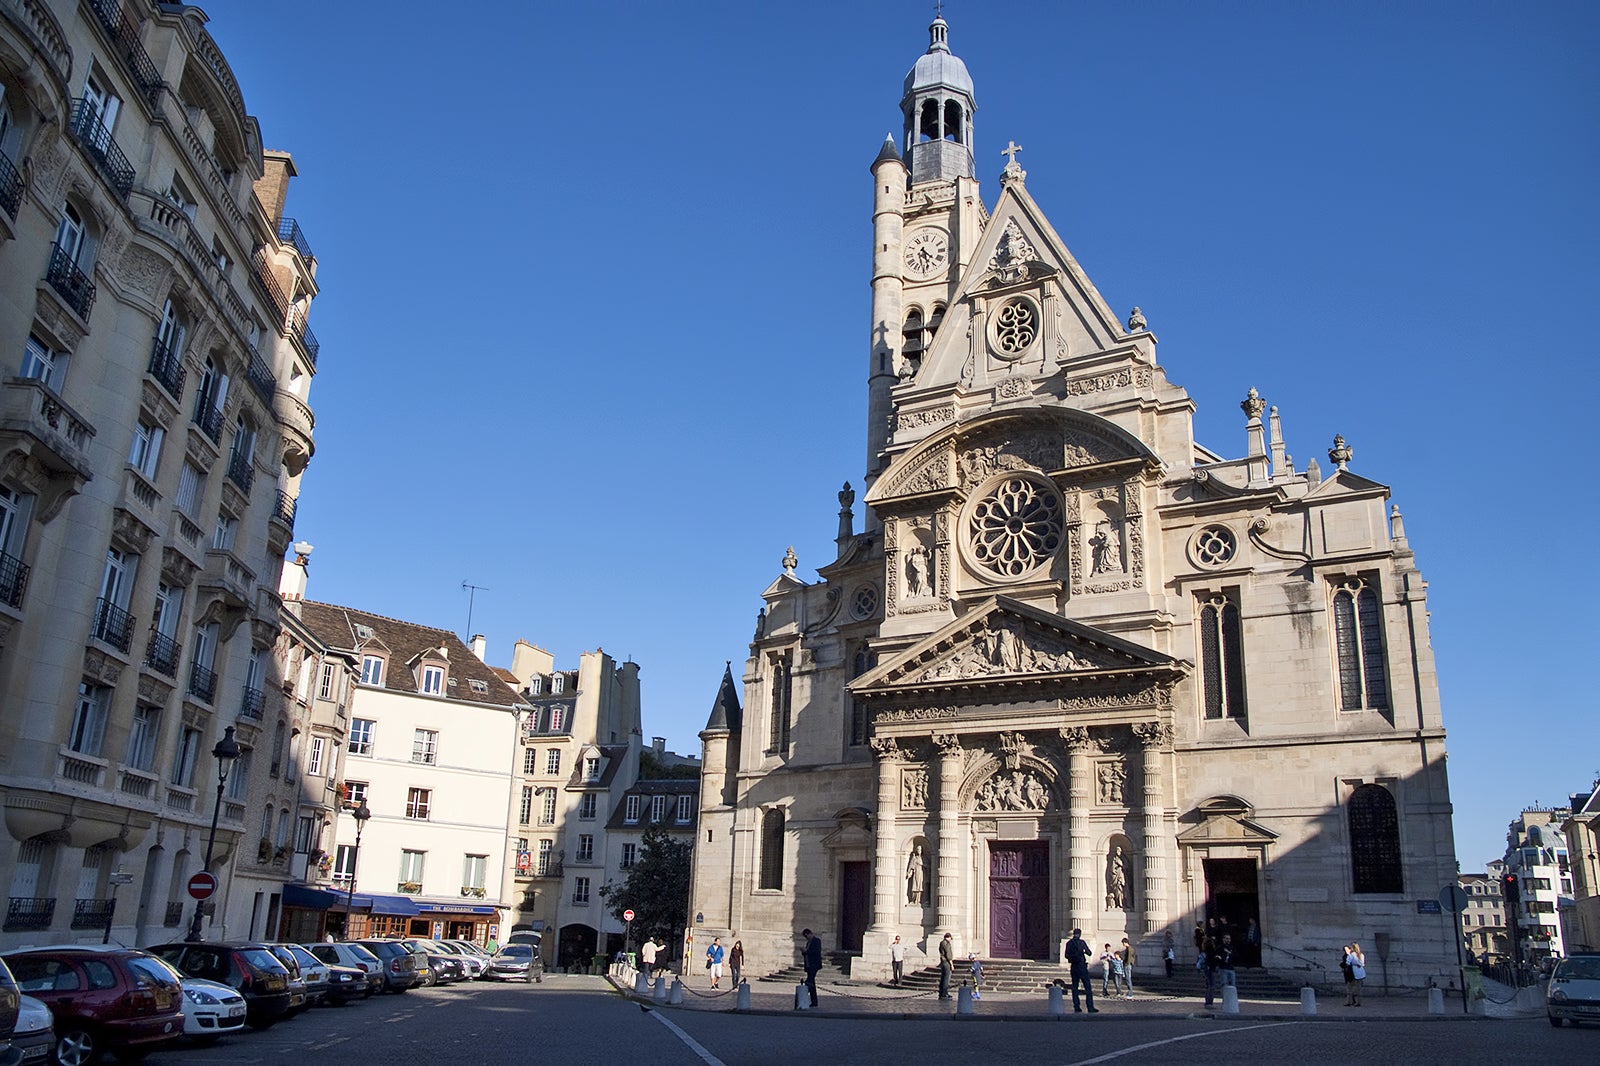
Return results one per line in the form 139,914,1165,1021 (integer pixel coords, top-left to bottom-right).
257,837,272,862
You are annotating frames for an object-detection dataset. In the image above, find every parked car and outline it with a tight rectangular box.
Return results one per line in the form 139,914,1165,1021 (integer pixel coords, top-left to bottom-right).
485,944,543,983
269,945,328,1007
173,974,246,1042
143,942,293,1029
433,941,488,979
261,947,308,1013
1547,953,1600,1027
11,996,51,1065
0,957,20,1066
353,940,422,994
307,943,383,996
3,948,184,1066
399,941,464,987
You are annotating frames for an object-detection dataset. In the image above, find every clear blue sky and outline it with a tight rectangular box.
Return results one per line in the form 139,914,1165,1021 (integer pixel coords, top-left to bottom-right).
209,2,1597,874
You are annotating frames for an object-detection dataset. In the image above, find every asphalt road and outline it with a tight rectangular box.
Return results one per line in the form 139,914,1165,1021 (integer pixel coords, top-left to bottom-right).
141,975,1595,1066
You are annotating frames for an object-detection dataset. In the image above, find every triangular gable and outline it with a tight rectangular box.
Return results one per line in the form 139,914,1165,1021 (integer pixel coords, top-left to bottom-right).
1300,467,1390,501
1176,799,1280,849
852,595,1181,694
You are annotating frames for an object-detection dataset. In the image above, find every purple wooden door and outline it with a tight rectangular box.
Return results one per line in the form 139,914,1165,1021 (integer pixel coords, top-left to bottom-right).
990,843,1050,959
839,862,869,952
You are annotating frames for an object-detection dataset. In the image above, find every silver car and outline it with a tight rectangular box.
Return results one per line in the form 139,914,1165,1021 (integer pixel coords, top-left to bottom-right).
486,944,542,983
13,995,53,1064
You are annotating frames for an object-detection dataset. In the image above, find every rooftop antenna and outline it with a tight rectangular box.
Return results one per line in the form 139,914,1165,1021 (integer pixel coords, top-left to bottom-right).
462,581,489,640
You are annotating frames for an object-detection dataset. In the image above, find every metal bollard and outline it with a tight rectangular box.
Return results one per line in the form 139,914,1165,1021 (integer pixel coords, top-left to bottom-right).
634,972,650,996
669,978,684,1005
736,981,751,1011
956,984,974,1015
653,975,667,1003
1048,983,1066,1016
1428,987,1445,1014
794,982,810,1010
1221,985,1240,1014
1300,986,1317,1015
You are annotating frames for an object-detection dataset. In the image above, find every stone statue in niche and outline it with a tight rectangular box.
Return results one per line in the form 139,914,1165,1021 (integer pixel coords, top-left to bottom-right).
1097,762,1125,805
974,770,1051,812
1106,844,1129,910
907,843,927,904
905,547,933,599
902,769,928,811
1089,520,1123,575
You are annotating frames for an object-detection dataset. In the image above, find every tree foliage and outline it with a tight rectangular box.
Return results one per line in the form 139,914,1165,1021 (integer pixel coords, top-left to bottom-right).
599,824,692,949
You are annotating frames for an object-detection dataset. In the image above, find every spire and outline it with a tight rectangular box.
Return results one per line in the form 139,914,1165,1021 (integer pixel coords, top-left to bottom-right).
873,133,902,168
704,661,743,732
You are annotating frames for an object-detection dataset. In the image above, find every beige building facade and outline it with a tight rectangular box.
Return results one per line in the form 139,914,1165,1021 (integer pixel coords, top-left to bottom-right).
691,16,1458,988
0,2,323,947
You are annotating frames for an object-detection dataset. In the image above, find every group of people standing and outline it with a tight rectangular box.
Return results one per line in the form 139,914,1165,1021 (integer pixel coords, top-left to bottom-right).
700,936,745,990
1340,942,1367,1005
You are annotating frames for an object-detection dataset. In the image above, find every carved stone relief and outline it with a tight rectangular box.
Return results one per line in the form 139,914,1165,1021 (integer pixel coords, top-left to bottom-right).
914,619,1098,682
874,706,959,724
1065,367,1154,396
895,406,955,434
1096,760,1127,805
901,768,928,811
974,769,1052,812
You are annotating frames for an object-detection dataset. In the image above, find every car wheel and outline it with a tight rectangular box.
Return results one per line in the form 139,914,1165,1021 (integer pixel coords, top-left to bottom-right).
55,1028,99,1066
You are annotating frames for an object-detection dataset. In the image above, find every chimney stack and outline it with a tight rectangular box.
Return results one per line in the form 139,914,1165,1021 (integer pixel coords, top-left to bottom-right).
470,633,487,661
279,541,313,601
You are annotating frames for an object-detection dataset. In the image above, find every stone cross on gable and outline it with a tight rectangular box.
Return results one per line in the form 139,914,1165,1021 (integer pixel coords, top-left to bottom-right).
1001,140,1024,166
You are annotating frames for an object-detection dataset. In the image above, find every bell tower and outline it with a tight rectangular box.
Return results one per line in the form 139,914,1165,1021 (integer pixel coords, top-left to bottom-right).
901,15,976,185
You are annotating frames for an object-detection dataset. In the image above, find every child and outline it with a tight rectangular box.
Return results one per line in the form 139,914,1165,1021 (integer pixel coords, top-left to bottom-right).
1100,943,1117,996
968,952,983,999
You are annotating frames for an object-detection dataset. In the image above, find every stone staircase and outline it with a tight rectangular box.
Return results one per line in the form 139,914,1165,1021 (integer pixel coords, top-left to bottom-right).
757,950,855,985
894,960,1308,999
1128,966,1308,1000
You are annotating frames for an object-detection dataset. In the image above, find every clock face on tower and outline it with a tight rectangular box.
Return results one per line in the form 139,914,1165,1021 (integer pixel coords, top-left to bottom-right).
904,230,948,278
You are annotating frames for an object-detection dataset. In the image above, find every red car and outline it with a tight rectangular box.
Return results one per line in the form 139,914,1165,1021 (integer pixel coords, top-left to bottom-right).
2,948,183,1066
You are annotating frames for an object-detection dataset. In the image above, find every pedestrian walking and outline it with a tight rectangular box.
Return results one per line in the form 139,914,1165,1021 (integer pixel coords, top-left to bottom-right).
1118,937,1136,997
729,939,744,986
1219,935,1236,989
1344,942,1366,1006
802,928,823,1007
705,936,725,989
1246,917,1262,967
1202,935,1219,1007
1063,928,1098,1013
641,938,658,977
1100,943,1118,996
1163,928,1176,978
968,953,983,1000
937,932,955,1000
890,935,906,986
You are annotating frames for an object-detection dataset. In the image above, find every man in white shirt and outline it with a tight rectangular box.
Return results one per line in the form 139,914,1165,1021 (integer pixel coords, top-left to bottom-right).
890,935,906,986
641,938,658,976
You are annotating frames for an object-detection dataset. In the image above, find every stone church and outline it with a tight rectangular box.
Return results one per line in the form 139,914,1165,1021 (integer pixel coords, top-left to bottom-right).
690,16,1457,987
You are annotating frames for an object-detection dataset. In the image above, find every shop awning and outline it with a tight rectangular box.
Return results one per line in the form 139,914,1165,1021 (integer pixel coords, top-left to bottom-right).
282,883,342,910
342,893,420,916
414,903,502,916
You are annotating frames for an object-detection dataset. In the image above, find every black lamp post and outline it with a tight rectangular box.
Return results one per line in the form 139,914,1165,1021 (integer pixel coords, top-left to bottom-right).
342,802,371,940
186,725,240,942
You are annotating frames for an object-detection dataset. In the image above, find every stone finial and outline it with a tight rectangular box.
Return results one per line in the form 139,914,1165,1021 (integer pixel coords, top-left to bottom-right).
782,546,798,576
1240,387,1266,421
1389,504,1409,549
1328,434,1353,471
1305,457,1321,488
838,482,855,510
1127,306,1147,332
999,140,1026,184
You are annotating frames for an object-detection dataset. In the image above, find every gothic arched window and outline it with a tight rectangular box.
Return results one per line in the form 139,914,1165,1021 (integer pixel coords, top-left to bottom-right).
759,808,785,890
1332,578,1389,712
766,654,792,755
1349,783,1403,893
1197,591,1246,722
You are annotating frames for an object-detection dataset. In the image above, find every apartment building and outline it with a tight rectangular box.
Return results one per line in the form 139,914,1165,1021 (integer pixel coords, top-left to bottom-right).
0,1,322,948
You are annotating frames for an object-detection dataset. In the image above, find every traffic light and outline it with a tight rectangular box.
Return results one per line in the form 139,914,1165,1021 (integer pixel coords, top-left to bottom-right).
1502,872,1519,903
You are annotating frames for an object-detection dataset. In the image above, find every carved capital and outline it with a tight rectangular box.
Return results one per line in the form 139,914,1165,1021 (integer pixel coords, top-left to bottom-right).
1133,721,1173,750
1059,726,1094,753
870,736,904,762
932,733,963,757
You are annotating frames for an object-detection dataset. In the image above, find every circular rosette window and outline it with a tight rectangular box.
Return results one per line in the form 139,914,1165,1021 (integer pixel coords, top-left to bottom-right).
1189,524,1238,568
966,474,1064,578
988,296,1039,361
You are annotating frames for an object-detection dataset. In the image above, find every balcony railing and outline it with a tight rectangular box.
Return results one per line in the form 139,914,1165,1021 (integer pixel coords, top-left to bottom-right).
297,322,320,366
163,900,184,927
0,152,21,219
277,216,314,260
226,448,254,493
71,898,114,930
46,241,97,319
85,0,162,103
192,400,223,443
144,631,180,677
147,336,186,400
239,685,263,721
0,549,29,609
189,661,217,703
270,490,296,531
69,99,135,200
251,248,290,327
92,597,135,653
246,351,276,402
4,897,54,932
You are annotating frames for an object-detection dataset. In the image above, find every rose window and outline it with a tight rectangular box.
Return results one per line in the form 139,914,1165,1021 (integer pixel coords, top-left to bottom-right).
851,585,880,620
992,298,1037,358
1193,525,1237,568
968,476,1063,577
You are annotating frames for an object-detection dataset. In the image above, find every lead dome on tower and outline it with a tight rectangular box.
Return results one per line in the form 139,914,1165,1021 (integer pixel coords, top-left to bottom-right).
903,16,973,97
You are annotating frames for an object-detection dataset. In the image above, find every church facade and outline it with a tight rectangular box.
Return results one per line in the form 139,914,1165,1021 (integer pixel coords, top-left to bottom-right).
690,17,1457,987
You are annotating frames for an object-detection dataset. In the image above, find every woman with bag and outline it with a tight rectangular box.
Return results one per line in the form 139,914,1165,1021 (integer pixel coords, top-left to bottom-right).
1344,942,1367,1005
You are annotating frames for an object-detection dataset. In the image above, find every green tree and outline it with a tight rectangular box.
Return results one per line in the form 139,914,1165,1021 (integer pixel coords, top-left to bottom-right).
599,824,692,950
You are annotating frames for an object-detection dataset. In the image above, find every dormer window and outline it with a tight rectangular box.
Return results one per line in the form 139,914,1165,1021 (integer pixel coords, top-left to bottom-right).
468,679,487,694
528,677,542,695
552,674,564,694
420,664,444,695
360,655,385,686
650,795,666,823
584,756,599,780
625,795,641,823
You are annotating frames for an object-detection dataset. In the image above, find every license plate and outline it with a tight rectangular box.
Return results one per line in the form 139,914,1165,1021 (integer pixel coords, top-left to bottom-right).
21,1046,47,1062
227,1006,246,1019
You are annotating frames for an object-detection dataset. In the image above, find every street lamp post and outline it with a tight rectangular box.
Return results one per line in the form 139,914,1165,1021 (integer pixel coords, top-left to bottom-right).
342,802,372,940
186,725,240,942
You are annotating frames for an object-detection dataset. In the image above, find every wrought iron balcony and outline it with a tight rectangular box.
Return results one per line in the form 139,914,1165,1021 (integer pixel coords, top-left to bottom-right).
226,448,254,493
69,99,135,200
85,0,162,103
92,597,134,653
270,490,297,531
144,631,181,677
4,897,54,931
163,900,183,927
300,323,320,365
0,549,29,609
0,152,21,219
192,399,224,443
246,352,276,402
147,336,186,400
189,661,217,703
239,685,264,721
46,242,97,319
277,216,315,260
71,898,114,930
251,248,290,326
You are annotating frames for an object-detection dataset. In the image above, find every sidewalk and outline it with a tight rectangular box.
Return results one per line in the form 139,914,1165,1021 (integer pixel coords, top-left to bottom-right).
609,966,1539,1023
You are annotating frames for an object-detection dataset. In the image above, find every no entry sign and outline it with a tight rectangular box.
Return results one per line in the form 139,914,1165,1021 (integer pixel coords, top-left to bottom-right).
187,872,217,900
623,909,635,922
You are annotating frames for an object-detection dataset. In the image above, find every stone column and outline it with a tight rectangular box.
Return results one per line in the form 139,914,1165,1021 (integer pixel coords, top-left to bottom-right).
933,733,964,937
869,737,903,931
1061,727,1094,932
1134,721,1172,937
